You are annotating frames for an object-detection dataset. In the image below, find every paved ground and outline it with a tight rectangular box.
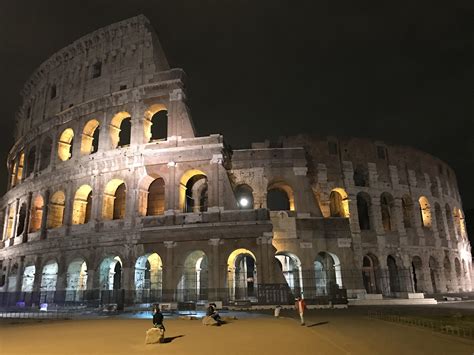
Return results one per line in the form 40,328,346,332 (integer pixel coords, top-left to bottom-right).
1,308,473,355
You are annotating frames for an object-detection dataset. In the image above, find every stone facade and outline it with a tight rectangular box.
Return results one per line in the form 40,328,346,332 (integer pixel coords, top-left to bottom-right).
0,15,471,307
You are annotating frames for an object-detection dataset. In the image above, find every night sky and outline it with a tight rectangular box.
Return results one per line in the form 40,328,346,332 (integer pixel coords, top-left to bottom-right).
1,1,473,215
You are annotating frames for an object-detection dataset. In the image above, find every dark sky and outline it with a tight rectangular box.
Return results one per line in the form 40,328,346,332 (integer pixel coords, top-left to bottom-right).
1,1,473,211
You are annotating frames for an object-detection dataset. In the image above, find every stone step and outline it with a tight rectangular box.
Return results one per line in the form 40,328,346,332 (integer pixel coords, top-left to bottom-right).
348,298,438,306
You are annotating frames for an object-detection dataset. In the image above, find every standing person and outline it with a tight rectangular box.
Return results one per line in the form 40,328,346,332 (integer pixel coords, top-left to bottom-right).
295,297,306,326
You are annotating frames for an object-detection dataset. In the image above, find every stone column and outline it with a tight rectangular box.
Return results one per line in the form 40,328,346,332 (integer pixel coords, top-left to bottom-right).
121,266,135,305
3,259,12,293
15,257,25,293
393,197,406,236
55,257,67,304
130,118,142,146
167,161,177,212
293,167,321,216
40,190,50,240
163,241,177,301
208,154,223,211
23,192,33,242
2,204,10,241
11,199,20,241
208,238,221,300
63,183,74,235
347,192,360,233
32,257,43,306
370,197,385,235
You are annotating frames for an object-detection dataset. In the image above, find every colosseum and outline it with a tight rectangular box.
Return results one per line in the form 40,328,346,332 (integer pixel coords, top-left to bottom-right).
0,15,472,309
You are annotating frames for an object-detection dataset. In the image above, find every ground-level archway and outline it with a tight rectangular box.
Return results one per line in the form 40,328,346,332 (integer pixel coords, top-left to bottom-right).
314,252,343,296
177,250,209,302
275,252,303,296
227,249,257,301
40,260,58,303
135,253,163,303
362,254,381,294
66,259,87,302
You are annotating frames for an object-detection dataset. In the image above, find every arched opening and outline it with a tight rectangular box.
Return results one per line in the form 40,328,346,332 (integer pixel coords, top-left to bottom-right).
179,170,208,213
329,188,349,217
21,264,35,292
380,192,395,232
7,264,18,292
402,195,414,228
99,256,123,291
267,181,295,211
9,159,17,187
102,179,126,220
58,128,74,161
146,178,165,216
445,204,455,238
353,165,368,187
72,185,93,225
144,104,168,142
454,258,462,291
25,147,36,177
434,203,445,238
362,254,381,294
411,256,423,293
429,256,439,293
40,260,58,303
110,112,132,148
47,191,65,229
227,249,257,301
177,250,209,302
387,255,401,293
235,184,254,209
275,252,303,296
5,205,16,239
66,259,88,302
29,195,44,233
81,119,100,155
16,152,24,183
418,196,432,228
16,203,27,236
453,208,466,240
39,137,52,170
356,192,371,230
135,253,163,303
314,252,342,295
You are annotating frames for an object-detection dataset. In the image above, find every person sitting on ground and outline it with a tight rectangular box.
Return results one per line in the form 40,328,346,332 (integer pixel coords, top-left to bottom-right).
206,303,222,325
152,304,165,332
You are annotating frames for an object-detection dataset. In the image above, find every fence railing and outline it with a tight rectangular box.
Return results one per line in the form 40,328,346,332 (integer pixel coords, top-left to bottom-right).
368,311,474,339
0,283,348,309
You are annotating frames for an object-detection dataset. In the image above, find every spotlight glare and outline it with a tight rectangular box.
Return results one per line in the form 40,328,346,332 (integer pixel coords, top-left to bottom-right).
239,197,249,207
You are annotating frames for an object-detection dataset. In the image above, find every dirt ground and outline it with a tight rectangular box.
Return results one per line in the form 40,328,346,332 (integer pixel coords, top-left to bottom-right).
0,311,473,355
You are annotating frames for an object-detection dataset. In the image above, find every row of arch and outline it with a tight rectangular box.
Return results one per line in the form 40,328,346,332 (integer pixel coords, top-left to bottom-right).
9,106,169,188
4,249,345,302
3,175,299,239
328,188,466,240
362,253,471,294
4,171,206,238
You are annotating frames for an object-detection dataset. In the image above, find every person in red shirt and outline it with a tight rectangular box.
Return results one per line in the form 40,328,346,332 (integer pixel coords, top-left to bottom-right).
295,297,306,326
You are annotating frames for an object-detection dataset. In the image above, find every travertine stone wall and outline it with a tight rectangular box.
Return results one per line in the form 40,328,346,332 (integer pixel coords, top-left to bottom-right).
0,16,471,302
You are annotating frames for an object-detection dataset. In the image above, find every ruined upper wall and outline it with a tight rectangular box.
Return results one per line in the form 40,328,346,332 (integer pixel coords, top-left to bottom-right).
280,134,461,202
16,15,170,140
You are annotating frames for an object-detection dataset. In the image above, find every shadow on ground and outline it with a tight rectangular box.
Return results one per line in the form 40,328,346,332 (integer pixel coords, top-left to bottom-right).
162,335,185,343
307,321,329,327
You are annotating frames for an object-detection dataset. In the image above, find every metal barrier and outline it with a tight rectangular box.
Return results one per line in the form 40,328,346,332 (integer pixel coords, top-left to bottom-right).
368,310,474,339
0,311,74,319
